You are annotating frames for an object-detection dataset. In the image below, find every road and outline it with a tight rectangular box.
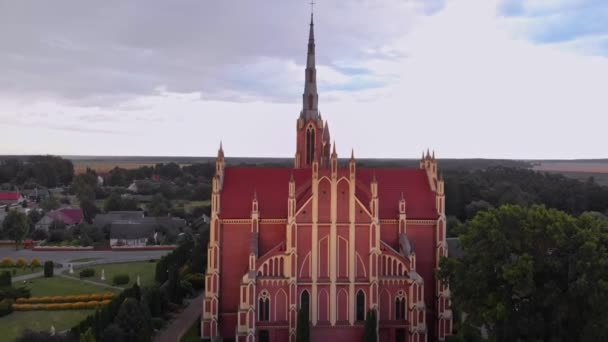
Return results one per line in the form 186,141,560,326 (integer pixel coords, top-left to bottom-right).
0,248,170,265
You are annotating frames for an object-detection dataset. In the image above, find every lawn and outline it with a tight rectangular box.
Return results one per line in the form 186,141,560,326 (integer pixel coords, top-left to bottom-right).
0,309,93,342
1,267,43,278
24,275,118,297
0,276,114,341
64,261,157,288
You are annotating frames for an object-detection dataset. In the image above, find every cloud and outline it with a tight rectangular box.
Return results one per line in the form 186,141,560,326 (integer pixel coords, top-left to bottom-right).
498,0,608,55
0,0,606,159
0,0,441,105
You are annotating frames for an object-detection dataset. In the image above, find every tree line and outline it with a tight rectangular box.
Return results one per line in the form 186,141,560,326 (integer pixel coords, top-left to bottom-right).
0,156,74,188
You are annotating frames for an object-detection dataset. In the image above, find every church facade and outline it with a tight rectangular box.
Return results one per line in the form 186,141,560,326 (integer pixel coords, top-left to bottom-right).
202,14,452,342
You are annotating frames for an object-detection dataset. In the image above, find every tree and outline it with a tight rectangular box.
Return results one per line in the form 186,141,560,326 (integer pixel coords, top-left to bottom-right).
439,205,608,341
2,211,30,250
364,309,377,342
115,298,151,342
44,261,54,277
40,197,60,211
103,193,123,212
148,194,170,217
80,199,99,224
80,328,95,342
296,306,310,342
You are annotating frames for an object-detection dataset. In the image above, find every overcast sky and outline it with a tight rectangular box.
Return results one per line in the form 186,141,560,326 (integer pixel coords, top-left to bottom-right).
0,0,607,159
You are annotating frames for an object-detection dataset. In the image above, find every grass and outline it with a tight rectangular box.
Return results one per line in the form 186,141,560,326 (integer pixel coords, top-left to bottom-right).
180,316,201,342
68,258,99,263
1,267,43,278
24,275,118,297
0,276,116,340
0,309,93,342
63,261,157,289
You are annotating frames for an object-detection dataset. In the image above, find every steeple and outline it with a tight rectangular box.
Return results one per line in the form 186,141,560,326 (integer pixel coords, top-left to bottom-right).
301,13,319,121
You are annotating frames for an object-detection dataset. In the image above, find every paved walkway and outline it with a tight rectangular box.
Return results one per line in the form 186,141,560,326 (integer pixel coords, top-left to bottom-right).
154,294,203,342
58,274,124,291
12,266,66,283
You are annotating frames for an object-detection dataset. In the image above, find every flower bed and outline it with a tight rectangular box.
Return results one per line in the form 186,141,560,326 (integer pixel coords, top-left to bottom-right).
12,300,112,311
15,292,115,304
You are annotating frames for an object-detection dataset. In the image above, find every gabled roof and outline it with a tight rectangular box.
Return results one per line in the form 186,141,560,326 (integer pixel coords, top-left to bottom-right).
219,166,438,220
357,168,437,219
47,208,84,225
0,192,21,201
220,167,310,219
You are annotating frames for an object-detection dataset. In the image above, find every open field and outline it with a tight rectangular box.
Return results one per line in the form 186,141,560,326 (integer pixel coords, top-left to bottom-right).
1,310,93,342
532,161,608,186
63,261,156,288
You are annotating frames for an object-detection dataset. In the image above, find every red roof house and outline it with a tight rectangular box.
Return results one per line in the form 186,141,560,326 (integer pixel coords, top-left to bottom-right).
0,191,23,205
35,208,84,231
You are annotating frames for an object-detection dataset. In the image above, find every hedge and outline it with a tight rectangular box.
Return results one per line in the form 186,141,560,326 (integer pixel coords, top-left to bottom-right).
16,258,27,268
0,257,14,268
112,274,130,285
79,268,95,278
12,300,112,311
0,298,13,317
16,293,115,304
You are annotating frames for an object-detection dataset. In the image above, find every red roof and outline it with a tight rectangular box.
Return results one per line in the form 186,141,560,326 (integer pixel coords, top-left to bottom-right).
220,166,437,220
0,192,21,201
48,208,84,225
357,168,438,219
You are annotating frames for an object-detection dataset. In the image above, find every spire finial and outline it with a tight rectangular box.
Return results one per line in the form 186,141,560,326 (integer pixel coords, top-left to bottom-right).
253,188,257,200
350,148,354,160
401,192,404,200
331,141,337,157
310,0,315,15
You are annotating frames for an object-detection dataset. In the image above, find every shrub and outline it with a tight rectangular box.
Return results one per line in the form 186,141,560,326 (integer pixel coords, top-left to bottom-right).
151,317,165,330
0,271,11,287
30,258,41,268
0,257,14,268
112,274,130,285
79,268,95,278
0,298,13,317
16,258,27,268
44,261,53,277
184,273,205,290
0,286,30,300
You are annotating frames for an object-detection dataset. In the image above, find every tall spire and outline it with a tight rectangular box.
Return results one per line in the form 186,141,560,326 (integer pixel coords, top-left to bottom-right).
301,11,319,121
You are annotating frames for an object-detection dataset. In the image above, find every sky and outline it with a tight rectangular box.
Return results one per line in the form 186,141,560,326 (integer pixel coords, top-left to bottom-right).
0,0,607,159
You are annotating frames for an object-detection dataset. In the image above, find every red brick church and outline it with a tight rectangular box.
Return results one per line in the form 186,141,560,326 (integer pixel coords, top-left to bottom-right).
202,13,452,342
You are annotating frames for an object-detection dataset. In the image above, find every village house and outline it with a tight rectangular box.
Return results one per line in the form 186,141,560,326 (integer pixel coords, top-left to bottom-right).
35,207,84,231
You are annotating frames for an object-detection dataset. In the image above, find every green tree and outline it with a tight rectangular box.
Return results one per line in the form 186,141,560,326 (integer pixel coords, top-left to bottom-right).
40,196,60,211
2,211,30,250
148,194,170,217
80,199,99,223
80,327,96,342
364,309,377,342
104,193,123,212
296,306,310,342
439,205,608,341
116,298,151,342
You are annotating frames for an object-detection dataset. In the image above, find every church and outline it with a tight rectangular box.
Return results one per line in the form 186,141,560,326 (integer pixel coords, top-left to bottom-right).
202,12,452,342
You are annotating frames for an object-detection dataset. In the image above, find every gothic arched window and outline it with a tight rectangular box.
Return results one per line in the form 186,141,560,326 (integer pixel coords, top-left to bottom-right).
301,290,310,318
258,291,270,321
395,293,406,320
356,290,365,321
306,126,315,165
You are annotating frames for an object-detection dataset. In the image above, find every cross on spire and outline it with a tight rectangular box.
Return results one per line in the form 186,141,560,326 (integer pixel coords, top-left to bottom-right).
310,0,315,14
